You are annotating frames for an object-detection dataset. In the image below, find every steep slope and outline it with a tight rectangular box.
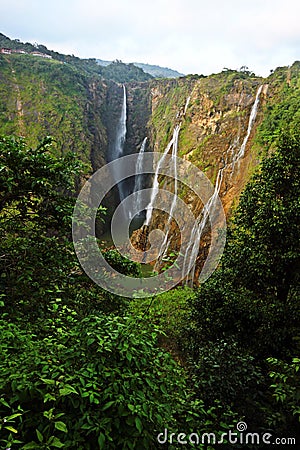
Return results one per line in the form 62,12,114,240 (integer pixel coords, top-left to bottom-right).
131,63,300,276
0,33,152,83
133,62,184,79
146,63,300,211
0,53,108,171
0,44,299,262
97,59,184,78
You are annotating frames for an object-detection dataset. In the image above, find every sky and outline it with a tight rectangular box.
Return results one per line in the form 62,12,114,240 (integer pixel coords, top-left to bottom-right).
1,0,299,77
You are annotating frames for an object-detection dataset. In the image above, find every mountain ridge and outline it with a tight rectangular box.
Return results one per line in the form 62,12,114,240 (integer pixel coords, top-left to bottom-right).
0,33,183,80
97,58,184,78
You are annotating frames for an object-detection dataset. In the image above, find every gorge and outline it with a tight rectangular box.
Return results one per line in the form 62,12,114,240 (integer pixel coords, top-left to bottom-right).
1,33,300,449
0,47,299,282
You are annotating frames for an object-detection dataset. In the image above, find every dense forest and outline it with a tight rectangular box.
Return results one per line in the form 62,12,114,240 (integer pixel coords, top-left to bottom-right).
0,34,299,449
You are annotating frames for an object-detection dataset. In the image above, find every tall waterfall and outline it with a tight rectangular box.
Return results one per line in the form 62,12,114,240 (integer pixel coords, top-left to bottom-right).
231,85,263,172
154,125,180,268
114,85,127,203
133,137,147,217
183,85,263,284
182,165,224,285
144,131,178,226
184,96,191,116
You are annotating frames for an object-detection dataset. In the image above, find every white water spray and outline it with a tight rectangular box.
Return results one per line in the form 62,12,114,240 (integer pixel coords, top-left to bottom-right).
231,85,263,172
154,125,180,268
183,85,263,284
144,129,178,226
133,137,147,216
184,96,191,115
114,85,127,203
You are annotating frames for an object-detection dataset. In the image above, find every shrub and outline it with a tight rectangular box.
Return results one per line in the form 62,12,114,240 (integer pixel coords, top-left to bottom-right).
0,310,189,449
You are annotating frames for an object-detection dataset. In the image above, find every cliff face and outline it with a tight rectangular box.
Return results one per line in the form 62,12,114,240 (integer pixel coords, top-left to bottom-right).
129,63,300,274
0,53,299,263
145,62,299,215
0,54,109,172
147,75,264,217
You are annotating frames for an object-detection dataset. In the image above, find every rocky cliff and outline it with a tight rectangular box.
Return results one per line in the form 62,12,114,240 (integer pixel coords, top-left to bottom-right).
129,63,300,275
0,52,299,273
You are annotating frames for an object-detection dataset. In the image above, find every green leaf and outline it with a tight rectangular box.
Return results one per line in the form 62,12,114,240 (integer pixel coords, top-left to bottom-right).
40,377,56,385
102,401,115,411
6,412,22,420
22,442,39,449
36,429,43,443
50,436,65,448
44,393,56,403
5,425,18,433
98,432,105,449
135,417,143,433
59,386,78,396
0,398,10,408
55,421,68,433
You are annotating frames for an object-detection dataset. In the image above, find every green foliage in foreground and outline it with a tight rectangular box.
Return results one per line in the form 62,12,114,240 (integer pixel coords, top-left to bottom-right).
1,131,300,448
0,135,136,317
0,135,238,449
186,131,300,437
0,312,189,449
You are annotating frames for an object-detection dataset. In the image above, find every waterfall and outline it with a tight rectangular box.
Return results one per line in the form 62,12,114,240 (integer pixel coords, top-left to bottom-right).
117,84,127,160
113,85,127,204
184,96,191,115
132,137,147,217
154,125,180,269
144,131,177,226
145,93,191,228
183,85,263,284
231,85,263,172
182,165,224,285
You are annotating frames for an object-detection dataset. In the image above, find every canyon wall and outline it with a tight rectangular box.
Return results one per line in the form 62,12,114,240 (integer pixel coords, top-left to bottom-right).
0,53,299,257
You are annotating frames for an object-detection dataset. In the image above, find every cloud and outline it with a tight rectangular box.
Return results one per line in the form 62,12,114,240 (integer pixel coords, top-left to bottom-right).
1,0,299,76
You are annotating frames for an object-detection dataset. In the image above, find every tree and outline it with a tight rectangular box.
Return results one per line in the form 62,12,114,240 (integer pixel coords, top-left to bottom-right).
0,136,108,317
226,131,300,303
186,131,300,428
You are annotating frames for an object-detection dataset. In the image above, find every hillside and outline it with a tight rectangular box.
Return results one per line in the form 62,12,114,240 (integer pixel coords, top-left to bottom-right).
0,52,107,171
0,33,152,83
97,59,184,78
133,62,184,78
0,33,299,449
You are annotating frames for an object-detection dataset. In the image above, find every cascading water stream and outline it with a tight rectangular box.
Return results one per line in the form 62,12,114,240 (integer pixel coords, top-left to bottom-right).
144,132,177,226
112,85,127,206
231,85,263,173
144,97,190,269
184,96,191,116
132,137,147,217
183,85,263,284
182,165,224,285
154,125,180,269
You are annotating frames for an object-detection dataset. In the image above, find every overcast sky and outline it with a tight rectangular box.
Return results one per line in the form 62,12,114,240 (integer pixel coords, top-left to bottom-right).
1,0,299,76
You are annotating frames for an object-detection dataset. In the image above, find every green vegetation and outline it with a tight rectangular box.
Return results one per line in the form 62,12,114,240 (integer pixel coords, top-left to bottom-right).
257,61,300,148
0,34,152,83
101,61,152,83
0,53,107,169
185,130,300,437
0,49,299,448
1,128,299,448
132,62,184,79
0,136,189,449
